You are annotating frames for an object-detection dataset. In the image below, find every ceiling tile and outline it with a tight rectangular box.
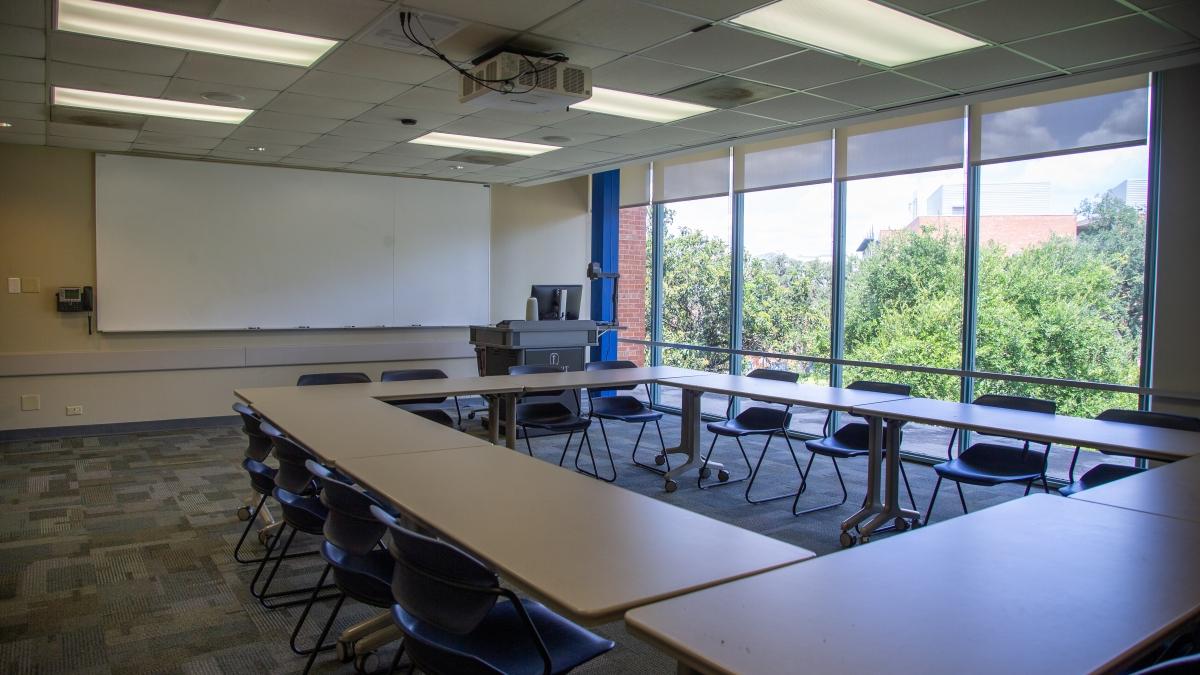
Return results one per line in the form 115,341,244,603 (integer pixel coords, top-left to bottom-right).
288,71,409,103
0,100,46,120
547,113,659,136
288,146,370,162
50,106,144,129
385,86,484,115
417,22,518,62
433,117,540,138
317,43,448,84
1154,4,1200,39
176,54,307,90
213,138,297,156
1010,14,1194,69
542,146,627,164
504,154,590,170
277,157,352,169
212,150,293,162
0,25,43,58
212,0,391,39
0,80,44,103
671,110,783,135
509,35,625,69
471,106,589,126
229,125,320,145
376,142,459,159
113,0,221,18
400,0,578,31
642,26,801,73
736,92,861,122
349,152,431,168
0,55,44,84
593,56,711,95
640,0,772,20
808,72,950,108
599,124,717,148
935,0,1131,43
507,129,610,147
49,33,185,76
131,143,210,155
305,134,395,152
419,70,463,92
142,116,237,138
1126,0,1176,8
531,0,703,52
48,121,139,141
0,131,47,144
0,118,45,134
899,47,1055,91
354,105,462,129
49,62,169,97
265,92,374,119
134,131,222,148
0,0,45,28
48,136,132,151
163,78,279,108
664,76,791,109
733,51,881,91
329,121,427,142
886,0,974,13
244,110,344,134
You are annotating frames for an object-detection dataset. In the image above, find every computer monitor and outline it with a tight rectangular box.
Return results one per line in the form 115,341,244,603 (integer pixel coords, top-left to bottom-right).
530,284,582,320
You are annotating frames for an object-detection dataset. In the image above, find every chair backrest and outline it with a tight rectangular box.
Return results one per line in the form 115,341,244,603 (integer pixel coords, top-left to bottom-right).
747,368,800,383
296,372,371,386
585,359,638,394
381,369,449,404
972,393,1056,415
371,505,500,635
846,380,912,397
307,460,387,556
1096,408,1200,431
509,364,568,398
735,368,800,420
260,420,317,494
232,402,272,461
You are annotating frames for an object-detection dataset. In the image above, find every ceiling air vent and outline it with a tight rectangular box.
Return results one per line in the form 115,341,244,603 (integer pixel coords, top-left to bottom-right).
664,76,790,109
445,151,520,166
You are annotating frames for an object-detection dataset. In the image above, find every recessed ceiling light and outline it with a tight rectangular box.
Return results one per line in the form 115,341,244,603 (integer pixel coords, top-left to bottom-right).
53,87,253,124
55,0,338,67
408,132,559,157
0,121,12,128
246,146,267,152
571,87,714,123
451,165,465,170
730,0,985,67
201,91,245,103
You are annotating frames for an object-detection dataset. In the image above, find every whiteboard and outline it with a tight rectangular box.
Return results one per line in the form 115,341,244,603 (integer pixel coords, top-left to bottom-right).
95,154,490,331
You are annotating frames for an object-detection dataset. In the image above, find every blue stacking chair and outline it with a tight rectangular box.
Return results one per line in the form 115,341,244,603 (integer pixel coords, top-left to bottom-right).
583,360,671,475
697,368,805,504
297,372,371,386
252,422,337,610
794,381,915,516
509,365,610,481
1060,408,1200,496
295,461,398,674
232,402,282,564
381,368,460,428
370,506,615,675
927,394,1056,519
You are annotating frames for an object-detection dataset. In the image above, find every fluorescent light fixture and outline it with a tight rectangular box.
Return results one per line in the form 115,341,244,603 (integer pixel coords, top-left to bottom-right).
53,87,253,124
571,87,713,123
408,132,559,156
56,0,337,67
730,0,986,67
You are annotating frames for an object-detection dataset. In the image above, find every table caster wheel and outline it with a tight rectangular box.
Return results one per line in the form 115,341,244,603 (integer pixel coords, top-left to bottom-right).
236,506,253,522
910,517,922,528
894,517,910,532
717,469,730,482
861,535,871,544
654,454,666,466
257,529,272,546
337,639,354,663
699,466,711,479
664,479,678,493
839,531,856,548
355,651,378,673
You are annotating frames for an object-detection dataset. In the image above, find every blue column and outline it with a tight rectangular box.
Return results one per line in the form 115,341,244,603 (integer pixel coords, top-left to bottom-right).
591,169,619,362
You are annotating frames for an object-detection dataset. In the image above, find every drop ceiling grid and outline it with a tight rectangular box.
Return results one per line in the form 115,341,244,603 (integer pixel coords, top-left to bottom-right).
0,0,1195,184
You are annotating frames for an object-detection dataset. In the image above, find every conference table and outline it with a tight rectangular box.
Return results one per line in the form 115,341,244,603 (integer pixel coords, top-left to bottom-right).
625,494,1200,675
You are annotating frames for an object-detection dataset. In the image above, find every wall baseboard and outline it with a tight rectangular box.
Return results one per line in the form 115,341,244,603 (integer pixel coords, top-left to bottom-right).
0,415,240,442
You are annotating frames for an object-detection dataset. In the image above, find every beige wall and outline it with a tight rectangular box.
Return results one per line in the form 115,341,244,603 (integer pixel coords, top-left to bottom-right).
489,178,591,322
0,145,507,432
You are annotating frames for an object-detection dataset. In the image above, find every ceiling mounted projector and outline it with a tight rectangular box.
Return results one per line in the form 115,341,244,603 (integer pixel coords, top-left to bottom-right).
459,51,592,112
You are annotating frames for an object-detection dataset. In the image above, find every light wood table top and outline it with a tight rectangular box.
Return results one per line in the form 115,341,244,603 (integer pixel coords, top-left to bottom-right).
511,365,710,392
853,397,1200,461
340,445,814,625
664,373,911,411
236,375,526,405
1071,454,1200,524
626,494,1200,675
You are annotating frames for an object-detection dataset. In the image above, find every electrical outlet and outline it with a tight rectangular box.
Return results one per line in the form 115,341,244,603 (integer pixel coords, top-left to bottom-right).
7,278,19,293
20,277,40,293
20,394,40,411
66,404,83,416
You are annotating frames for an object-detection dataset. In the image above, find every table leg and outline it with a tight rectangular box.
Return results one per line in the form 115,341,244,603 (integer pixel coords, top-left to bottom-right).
487,395,499,445
504,393,517,450
660,388,721,492
840,415,883,543
857,418,920,541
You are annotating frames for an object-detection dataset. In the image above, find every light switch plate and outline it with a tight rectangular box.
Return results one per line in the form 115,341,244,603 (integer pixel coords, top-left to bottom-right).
20,394,40,411
20,277,40,293
6,278,18,293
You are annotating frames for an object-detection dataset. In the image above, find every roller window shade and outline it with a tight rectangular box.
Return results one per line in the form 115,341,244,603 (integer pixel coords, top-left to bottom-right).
734,132,832,192
619,163,650,207
971,75,1149,164
652,148,730,203
838,108,965,180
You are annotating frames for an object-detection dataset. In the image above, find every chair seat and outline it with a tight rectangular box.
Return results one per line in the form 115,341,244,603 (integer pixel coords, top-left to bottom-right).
933,442,1046,486
589,395,662,422
517,402,591,432
243,457,277,495
410,408,455,428
393,599,615,675
805,423,899,459
707,418,778,437
1059,463,1145,497
273,488,328,535
322,542,394,607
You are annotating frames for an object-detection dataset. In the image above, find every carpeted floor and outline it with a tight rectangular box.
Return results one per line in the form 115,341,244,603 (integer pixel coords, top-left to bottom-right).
0,401,1042,674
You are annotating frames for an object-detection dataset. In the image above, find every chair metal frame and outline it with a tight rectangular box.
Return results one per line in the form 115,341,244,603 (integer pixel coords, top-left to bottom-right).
582,360,671,477
510,365,613,482
381,369,464,429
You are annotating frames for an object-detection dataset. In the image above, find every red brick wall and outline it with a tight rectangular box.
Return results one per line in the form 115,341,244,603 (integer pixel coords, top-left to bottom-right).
894,214,1078,253
618,206,649,365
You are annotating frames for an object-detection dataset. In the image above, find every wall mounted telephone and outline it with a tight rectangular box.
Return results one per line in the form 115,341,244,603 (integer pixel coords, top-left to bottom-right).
57,286,94,312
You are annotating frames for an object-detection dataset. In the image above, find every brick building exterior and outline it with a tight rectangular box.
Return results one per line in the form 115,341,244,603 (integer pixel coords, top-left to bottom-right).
883,214,1078,253
617,206,649,365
